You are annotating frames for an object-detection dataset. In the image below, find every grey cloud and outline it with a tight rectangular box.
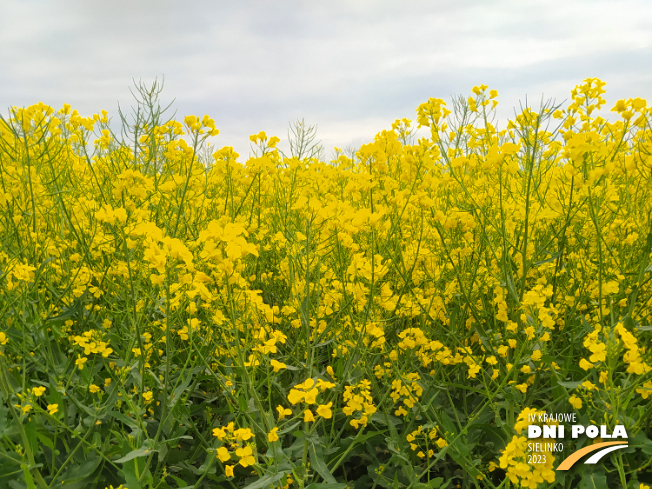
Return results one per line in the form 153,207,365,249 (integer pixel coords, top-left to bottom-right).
1,0,651,158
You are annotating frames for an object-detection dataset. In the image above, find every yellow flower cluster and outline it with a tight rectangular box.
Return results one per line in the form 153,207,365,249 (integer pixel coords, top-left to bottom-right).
212,423,256,469
615,322,650,375
499,408,556,488
406,425,447,459
390,373,423,417
71,330,113,357
286,378,335,422
343,379,376,428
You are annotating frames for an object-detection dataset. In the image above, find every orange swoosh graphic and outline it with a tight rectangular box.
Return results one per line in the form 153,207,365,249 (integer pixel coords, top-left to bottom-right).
557,441,628,470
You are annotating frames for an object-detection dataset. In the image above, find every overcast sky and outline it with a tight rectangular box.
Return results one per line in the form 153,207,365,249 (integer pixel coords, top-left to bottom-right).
2,0,651,159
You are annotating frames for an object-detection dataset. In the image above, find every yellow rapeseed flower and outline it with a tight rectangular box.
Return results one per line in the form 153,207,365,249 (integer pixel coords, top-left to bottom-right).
268,427,279,442
569,395,582,409
216,447,230,462
270,359,286,372
316,402,333,419
277,405,292,420
75,356,88,370
235,446,255,467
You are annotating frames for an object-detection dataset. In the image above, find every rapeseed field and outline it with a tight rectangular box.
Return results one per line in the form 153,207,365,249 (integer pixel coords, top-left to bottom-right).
0,78,650,488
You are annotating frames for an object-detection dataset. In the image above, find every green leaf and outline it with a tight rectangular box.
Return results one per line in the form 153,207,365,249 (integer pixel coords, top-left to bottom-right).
0,450,20,475
308,440,336,484
279,421,301,435
109,411,139,431
304,484,347,489
169,372,194,409
21,463,37,489
330,430,385,461
121,460,143,489
36,431,54,451
630,431,652,455
414,479,444,489
532,252,561,267
241,470,290,489
580,469,607,489
371,412,402,426
401,463,418,486
24,420,38,459
114,440,159,463
45,305,79,323
438,411,457,435
0,401,7,437
167,474,189,487
623,315,636,330
314,336,339,348
386,438,408,462
56,455,102,488
471,423,508,448
558,380,582,389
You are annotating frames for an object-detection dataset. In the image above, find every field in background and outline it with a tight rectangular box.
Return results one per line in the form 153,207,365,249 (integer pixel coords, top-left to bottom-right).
0,78,651,489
